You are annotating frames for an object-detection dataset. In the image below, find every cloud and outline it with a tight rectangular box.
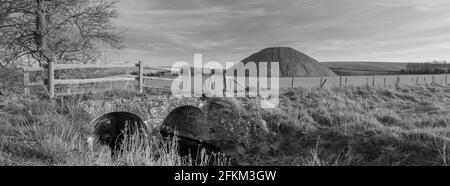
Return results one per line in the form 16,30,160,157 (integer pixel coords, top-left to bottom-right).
373,0,450,12
107,0,450,65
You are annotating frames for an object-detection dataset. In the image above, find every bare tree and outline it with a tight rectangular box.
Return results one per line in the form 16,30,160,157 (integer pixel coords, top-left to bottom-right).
0,0,123,67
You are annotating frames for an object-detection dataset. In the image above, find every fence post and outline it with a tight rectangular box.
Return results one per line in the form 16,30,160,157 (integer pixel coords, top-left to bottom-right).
372,76,375,87
345,77,348,86
108,79,113,90
366,77,370,87
339,75,342,87
384,77,386,87
396,75,400,87
138,61,144,94
416,76,419,85
446,75,448,84
291,76,294,88
23,71,30,94
320,79,327,89
320,76,323,87
47,61,55,98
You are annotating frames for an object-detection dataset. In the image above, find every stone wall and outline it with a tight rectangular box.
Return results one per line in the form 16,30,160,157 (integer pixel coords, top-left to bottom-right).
79,95,203,130
78,95,271,157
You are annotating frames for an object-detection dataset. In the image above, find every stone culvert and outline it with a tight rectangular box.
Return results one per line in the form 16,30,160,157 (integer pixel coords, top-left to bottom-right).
92,112,146,157
84,96,270,161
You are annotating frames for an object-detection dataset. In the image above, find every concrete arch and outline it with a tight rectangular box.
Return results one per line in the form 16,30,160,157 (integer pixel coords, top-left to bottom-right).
90,111,147,154
160,105,220,158
80,97,204,129
149,100,204,128
160,105,209,141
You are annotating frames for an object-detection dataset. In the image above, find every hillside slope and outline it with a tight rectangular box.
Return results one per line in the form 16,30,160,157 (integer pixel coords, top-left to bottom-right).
322,61,409,76
241,47,337,77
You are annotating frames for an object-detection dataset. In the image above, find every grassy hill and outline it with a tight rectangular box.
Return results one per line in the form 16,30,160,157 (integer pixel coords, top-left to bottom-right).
241,47,337,77
1,84,450,166
322,61,409,76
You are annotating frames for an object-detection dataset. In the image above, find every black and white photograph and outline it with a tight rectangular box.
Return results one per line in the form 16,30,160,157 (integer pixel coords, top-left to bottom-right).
1,0,450,177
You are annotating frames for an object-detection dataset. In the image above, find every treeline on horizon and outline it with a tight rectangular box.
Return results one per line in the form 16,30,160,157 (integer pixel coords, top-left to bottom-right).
402,61,450,74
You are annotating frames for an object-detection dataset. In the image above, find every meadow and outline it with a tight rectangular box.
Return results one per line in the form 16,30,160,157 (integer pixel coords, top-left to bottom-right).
283,74,449,88
1,84,450,166
322,61,408,76
0,90,228,166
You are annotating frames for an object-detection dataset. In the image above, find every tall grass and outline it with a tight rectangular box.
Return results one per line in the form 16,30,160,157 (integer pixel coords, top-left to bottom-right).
0,91,228,166
110,129,230,166
2,85,450,166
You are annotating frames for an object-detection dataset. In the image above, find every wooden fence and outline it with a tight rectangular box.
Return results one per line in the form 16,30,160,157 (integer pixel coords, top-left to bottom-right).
17,63,450,97
22,62,174,97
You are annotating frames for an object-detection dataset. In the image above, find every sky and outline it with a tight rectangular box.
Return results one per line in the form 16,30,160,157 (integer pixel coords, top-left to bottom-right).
103,0,450,66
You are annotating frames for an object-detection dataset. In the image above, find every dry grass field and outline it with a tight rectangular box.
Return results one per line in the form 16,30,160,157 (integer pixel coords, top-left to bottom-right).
1,84,450,166
0,90,228,166
322,62,408,76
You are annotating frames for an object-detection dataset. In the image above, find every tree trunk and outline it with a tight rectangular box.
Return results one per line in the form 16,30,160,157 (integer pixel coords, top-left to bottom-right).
36,0,55,97
36,0,48,59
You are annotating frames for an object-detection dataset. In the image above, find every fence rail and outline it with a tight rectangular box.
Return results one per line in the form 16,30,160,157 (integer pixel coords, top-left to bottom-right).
21,61,175,97
15,62,450,97
54,77,137,85
21,63,170,72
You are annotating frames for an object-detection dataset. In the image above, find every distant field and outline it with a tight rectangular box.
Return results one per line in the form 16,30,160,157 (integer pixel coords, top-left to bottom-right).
3,66,448,96
322,61,409,76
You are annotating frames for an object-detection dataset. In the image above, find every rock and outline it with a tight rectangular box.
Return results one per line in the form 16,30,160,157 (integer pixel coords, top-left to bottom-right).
257,119,269,134
149,107,159,117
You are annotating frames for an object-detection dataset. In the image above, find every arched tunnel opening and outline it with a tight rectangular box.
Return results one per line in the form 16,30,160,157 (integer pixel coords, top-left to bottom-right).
160,106,221,160
92,112,146,157
91,107,224,164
